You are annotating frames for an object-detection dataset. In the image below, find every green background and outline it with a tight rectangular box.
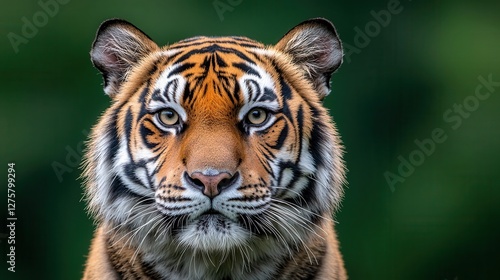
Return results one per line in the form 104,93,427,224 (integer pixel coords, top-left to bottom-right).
1,0,499,279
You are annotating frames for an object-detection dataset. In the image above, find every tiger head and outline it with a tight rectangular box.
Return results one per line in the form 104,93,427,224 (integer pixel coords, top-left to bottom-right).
83,18,345,254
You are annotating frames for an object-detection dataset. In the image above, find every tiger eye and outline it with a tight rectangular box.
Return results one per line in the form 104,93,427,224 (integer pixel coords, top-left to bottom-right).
158,109,179,126
247,108,268,125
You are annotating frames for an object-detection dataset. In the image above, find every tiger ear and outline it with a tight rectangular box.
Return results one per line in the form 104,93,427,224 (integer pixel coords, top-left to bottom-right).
275,18,343,99
90,19,158,97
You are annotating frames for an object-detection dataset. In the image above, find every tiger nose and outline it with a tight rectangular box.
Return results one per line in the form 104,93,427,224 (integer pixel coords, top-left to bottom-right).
185,171,239,198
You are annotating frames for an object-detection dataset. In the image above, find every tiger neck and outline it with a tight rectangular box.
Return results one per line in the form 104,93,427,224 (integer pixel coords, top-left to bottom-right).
103,221,329,280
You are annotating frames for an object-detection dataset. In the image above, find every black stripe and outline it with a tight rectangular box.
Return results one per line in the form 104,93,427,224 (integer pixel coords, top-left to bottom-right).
138,84,151,116
216,52,228,67
200,54,213,72
166,79,180,102
277,84,294,138
257,146,276,179
295,105,304,163
232,79,241,103
279,75,293,100
162,49,184,65
260,87,276,102
246,49,269,66
170,37,261,50
276,161,300,189
106,93,132,161
105,116,120,165
140,260,163,280
106,235,128,279
220,76,236,104
182,81,194,103
139,119,157,150
245,79,260,102
254,147,273,177
148,62,158,76
285,177,316,209
271,239,326,279
124,107,135,161
167,62,195,78
268,121,288,150
102,103,128,202
123,160,151,189
173,44,255,66
309,107,327,169
109,176,142,202
237,42,263,48
151,88,163,103
201,83,209,97
233,62,260,77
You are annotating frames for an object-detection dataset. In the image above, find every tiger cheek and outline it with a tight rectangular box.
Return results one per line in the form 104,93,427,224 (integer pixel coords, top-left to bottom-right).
140,116,166,150
264,116,298,159
154,139,183,188
240,152,272,197
155,162,183,197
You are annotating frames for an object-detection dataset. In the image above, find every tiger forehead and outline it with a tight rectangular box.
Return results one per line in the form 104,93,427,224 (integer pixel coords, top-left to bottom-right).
163,37,269,79
148,39,280,109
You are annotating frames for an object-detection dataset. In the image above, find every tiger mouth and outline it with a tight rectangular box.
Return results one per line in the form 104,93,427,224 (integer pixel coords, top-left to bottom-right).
196,209,230,224
194,212,232,232
201,208,222,216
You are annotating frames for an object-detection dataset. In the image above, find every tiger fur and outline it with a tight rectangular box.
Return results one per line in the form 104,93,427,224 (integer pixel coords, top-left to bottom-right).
82,18,347,280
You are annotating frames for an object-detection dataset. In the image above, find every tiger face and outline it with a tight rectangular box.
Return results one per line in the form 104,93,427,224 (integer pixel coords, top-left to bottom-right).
84,18,345,265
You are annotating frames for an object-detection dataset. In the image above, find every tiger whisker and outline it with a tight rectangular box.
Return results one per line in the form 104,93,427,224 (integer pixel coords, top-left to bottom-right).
272,197,334,223
266,208,318,265
130,214,163,264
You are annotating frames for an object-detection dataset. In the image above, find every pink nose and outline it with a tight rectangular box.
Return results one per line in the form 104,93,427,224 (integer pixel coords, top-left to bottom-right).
187,172,236,198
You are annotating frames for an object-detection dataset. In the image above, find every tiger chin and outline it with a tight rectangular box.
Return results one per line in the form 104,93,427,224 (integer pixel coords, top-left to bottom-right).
82,17,347,280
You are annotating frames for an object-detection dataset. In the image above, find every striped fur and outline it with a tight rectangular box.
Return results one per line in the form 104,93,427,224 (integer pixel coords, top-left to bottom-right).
83,18,346,279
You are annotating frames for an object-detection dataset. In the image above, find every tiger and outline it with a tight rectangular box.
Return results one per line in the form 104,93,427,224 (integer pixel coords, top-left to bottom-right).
82,17,347,280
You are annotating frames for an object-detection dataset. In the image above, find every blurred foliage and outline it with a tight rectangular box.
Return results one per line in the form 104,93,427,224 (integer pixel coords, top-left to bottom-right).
1,0,499,279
